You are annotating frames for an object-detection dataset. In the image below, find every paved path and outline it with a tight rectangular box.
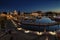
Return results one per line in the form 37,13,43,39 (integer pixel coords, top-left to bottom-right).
0,19,60,40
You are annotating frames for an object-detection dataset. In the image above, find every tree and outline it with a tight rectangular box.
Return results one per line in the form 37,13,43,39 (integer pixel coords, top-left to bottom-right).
45,12,53,16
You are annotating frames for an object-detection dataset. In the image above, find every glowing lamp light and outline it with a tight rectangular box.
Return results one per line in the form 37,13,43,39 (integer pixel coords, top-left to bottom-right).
17,28,22,30
53,16,56,18
24,30,30,33
49,32,56,35
36,32,43,35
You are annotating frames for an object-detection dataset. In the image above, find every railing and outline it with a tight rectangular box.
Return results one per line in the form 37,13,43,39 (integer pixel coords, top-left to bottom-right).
0,29,13,40
20,22,58,26
19,21,60,40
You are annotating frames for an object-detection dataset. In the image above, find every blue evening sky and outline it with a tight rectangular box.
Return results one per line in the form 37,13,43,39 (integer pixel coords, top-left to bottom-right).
0,0,60,12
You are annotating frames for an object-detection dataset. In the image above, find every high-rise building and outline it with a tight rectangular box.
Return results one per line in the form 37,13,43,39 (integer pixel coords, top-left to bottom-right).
31,11,42,17
13,10,18,15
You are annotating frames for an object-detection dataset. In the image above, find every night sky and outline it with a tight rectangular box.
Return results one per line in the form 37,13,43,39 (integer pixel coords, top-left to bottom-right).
0,0,60,12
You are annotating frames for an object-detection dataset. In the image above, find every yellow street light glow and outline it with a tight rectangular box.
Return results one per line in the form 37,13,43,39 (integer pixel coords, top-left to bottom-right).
36,32,43,35
49,32,56,35
24,30,30,33
17,28,22,30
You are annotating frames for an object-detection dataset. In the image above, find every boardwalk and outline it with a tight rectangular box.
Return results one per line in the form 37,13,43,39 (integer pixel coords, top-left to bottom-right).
0,19,60,40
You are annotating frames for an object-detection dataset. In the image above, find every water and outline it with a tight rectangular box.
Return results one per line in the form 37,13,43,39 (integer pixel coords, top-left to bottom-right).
20,17,60,32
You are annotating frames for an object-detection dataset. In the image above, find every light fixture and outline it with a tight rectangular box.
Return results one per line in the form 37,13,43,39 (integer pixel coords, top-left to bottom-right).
17,28,22,30
24,30,30,33
36,32,43,35
53,16,56,18
49,31,56,35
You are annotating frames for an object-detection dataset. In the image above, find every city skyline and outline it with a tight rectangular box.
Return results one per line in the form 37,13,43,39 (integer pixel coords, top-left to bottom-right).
0,0,60,12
